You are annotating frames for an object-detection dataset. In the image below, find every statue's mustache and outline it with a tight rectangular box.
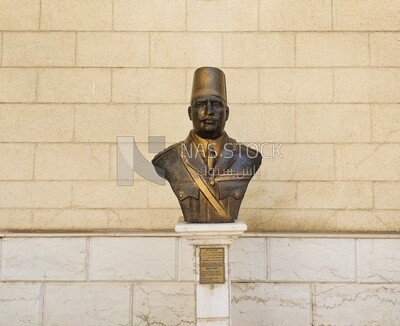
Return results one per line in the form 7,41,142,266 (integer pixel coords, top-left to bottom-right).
200,116,219,121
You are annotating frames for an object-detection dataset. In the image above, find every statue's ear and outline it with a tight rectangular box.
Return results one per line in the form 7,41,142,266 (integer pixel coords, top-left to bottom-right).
225,106,229,121
188,106,192,121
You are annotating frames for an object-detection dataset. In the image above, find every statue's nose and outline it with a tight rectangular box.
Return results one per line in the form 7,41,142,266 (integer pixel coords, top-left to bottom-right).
205,100,213,114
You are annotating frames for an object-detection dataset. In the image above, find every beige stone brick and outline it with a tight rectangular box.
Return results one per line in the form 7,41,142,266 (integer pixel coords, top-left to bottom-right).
0,284,41,326
41,0,112,30
0,209,32,231
336,144,400,180
90,237,175,280
186,68,259,104
260,69,333,103
151,33,222,68
3,32,75,67
2,237,86,280
0,181,71,208
112,141,178,184
359,239,400,282
244,209,400,233
0,68,37,102
225,105,296,143
375,182,400,209
260,144,335,180
148,182,180,208
372,104,400,142
113,68,185,103
44,284,130,325
114,0,185,31
223,33,295,67
72,181,147,208
108,208,181,231
149,105,193,143
77,32,149,67
224,69,259,103
32,209,108,231
334,68,400,103
297,104,371,142
242,209,336,232
35,144,109,180
241,181,296,208
0,104,73,142
75,104,148,142
187,0,258,31
270,238,355,281
241,209,400,233
38,68,111,103
109,142,158,182
333,0,400,30
297,33,369,67
335,210,400,233
298,181,373,209
0,144,33,181
370,33,400,66
260,0,331,31
0,0,40,30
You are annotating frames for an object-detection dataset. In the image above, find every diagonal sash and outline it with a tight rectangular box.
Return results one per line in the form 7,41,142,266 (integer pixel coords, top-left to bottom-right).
185,164,230,222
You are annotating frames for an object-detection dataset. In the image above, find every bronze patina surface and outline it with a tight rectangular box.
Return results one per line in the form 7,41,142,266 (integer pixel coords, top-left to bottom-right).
152,67,262,223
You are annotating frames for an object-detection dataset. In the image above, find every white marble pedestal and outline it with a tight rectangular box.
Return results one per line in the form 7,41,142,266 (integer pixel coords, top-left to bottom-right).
175,220,247,326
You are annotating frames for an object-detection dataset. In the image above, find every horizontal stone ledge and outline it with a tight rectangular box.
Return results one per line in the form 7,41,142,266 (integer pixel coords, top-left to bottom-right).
0,232,400,239
0,280,400,286
1,209,400,234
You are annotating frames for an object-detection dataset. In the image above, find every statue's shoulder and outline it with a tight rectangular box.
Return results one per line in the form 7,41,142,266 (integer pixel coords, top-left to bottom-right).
233,141,262,167
224,135,261,161
235,142,260,155
151,142,182,166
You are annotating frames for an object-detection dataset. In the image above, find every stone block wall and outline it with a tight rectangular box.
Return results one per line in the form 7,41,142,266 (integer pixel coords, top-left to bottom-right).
0,233,399,325
1,2,399,324
0,0,400,232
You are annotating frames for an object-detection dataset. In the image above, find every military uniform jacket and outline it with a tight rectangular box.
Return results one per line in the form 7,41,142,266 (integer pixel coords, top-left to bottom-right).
152,131,262,223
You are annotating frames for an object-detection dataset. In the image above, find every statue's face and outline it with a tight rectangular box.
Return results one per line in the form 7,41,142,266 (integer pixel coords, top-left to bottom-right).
188,95,229,139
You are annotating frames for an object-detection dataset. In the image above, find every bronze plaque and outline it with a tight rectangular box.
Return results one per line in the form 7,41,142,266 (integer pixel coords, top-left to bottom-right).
199,247,225,284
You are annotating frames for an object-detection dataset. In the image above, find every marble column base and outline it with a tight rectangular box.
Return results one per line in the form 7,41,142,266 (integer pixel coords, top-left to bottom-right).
175,220,247,326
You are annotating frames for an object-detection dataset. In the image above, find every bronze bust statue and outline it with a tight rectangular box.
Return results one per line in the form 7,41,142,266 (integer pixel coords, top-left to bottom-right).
152,67,262,223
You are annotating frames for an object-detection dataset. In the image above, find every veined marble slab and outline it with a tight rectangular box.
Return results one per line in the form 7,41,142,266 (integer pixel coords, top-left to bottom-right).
0,283,41,326
269,238,355,281
232,283,311,326
44,283,130,325
90,237,176,280
314,284,400,325
358,239,400,282
133,282,194,325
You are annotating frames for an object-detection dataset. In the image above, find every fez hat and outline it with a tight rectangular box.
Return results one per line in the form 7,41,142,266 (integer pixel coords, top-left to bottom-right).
191,67,227,103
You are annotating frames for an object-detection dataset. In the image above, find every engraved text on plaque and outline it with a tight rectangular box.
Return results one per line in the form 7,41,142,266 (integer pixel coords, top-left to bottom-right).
199,247,225,284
